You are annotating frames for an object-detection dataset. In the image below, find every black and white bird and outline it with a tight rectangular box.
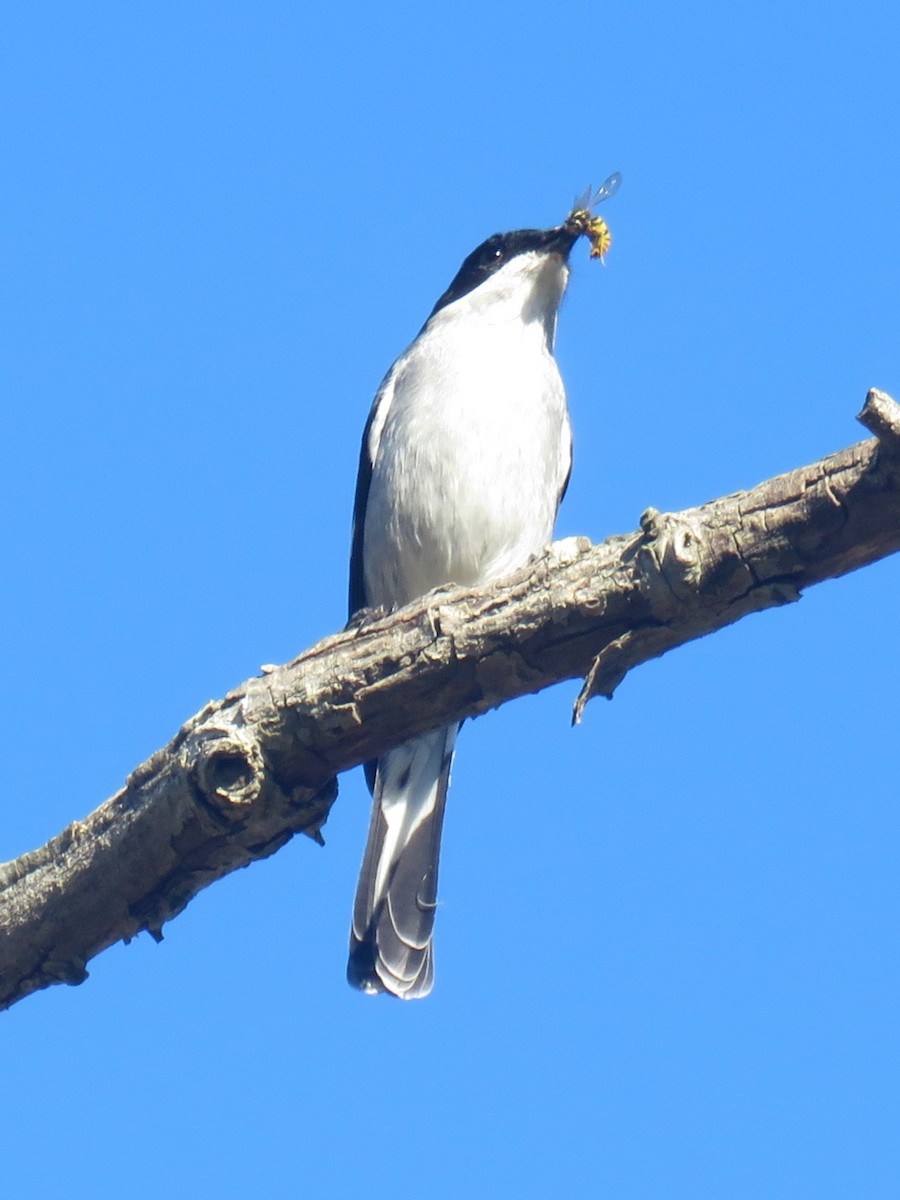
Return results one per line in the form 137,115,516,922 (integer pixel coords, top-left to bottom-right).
347,186,617,998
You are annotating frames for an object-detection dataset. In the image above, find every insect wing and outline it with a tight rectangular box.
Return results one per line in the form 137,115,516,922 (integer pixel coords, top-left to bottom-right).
572,172,622,215
589,171,622,208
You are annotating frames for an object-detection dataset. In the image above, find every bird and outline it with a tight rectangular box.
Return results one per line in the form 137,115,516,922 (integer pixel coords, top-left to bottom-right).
347,182,618,998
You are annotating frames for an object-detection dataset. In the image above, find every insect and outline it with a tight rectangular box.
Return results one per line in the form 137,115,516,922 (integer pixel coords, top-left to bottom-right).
565,171,622,261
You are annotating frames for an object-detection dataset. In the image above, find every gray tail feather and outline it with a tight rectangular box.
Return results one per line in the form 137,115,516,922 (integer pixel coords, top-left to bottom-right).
348,724,458,999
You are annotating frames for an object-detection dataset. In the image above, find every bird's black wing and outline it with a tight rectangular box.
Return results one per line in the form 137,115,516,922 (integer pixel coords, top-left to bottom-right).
348,370,397,618
557,424,574,508
348,402,376,619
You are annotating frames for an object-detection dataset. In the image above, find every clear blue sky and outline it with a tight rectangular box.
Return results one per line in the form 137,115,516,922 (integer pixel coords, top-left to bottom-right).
3,3,899,1197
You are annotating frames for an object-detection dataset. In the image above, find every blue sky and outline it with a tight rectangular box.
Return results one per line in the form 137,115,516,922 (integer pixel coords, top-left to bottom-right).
2,3,899,1197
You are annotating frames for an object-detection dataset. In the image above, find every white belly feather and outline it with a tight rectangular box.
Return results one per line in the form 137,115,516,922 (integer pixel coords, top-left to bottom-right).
363,319,571,608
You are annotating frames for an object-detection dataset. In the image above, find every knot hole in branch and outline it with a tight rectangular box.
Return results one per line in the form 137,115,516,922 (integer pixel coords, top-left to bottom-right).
192,726,266,814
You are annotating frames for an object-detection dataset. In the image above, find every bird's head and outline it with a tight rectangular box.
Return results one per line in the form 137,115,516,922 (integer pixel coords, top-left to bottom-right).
428,225,579,327
426,174,621,334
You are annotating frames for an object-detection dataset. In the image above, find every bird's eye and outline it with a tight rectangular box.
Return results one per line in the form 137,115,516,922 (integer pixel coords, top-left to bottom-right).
492,248,503,259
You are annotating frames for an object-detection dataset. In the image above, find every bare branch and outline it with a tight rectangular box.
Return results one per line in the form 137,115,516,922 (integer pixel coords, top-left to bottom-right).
2,391,900,1011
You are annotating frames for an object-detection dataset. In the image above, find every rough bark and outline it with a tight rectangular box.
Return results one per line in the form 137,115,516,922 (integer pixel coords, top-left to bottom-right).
2,389,899,1012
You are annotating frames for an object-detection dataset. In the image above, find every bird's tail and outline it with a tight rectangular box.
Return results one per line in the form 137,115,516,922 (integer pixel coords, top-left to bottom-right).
348,724,458,999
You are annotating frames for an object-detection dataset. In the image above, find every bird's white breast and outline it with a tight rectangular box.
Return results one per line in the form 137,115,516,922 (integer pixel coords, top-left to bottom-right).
363,313,571,608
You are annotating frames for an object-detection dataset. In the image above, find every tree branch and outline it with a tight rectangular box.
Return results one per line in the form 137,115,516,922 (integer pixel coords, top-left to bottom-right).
2,389,899,1012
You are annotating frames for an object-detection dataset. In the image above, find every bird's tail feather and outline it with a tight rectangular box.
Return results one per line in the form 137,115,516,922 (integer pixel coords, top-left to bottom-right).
348,724,458,999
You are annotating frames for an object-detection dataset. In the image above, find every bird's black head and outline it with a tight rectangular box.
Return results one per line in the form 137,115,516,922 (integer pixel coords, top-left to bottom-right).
428,225,579,318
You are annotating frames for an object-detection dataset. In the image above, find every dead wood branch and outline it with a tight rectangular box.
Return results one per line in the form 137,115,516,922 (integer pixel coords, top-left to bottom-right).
2,389,899,1011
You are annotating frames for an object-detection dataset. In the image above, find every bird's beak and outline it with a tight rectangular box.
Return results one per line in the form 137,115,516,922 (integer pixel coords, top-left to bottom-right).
542,225,580,258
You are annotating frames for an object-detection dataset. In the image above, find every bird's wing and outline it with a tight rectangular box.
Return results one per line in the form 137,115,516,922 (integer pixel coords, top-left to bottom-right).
557,422,574,508
348,367,398,619
348,724,458,999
